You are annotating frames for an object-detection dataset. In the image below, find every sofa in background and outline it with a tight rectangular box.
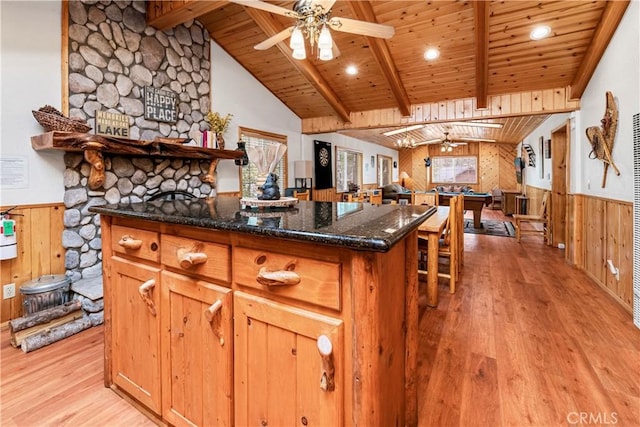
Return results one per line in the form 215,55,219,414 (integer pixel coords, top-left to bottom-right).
381,183,411,204
433,185,474,193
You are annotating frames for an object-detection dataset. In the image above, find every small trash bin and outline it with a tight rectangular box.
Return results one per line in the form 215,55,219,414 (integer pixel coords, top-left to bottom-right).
20,274,71,315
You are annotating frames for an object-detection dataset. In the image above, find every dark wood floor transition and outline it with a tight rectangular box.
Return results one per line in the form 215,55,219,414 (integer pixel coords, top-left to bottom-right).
1,210,638,426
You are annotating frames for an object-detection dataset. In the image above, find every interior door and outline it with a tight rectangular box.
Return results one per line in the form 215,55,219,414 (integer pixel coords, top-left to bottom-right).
551,121,569,248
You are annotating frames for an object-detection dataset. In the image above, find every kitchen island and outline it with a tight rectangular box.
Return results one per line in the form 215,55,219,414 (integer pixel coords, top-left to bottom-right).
92,197,435,427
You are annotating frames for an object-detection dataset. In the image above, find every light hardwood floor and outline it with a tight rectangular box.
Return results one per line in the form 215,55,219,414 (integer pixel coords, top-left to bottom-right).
1,209,638,426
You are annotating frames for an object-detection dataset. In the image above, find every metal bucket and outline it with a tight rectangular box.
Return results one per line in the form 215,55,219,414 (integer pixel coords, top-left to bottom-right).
20,274,71,315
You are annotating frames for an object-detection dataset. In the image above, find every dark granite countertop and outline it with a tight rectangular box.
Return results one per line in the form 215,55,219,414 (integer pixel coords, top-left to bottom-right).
91,196,436,252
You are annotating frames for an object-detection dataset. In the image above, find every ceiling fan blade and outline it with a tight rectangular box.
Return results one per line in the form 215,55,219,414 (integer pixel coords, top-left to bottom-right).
332,42,341,58
315,0,337,13
413,139,442,147
228,0,299,18
254,27,293,50
328,17,395,39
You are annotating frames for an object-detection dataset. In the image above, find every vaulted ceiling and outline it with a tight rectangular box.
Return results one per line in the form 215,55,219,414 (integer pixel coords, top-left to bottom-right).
147,1,629,148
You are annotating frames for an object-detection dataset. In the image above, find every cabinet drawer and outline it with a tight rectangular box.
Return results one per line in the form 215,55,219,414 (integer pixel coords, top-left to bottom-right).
111,225,160,263
161,235,230,284
233,247,341,311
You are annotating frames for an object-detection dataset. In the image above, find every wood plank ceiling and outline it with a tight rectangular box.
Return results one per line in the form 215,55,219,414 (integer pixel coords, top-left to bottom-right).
147,0,629,149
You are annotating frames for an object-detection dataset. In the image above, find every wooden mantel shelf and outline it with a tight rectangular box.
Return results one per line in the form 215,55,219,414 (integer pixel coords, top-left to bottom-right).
31,131,243,160
31,131,243,189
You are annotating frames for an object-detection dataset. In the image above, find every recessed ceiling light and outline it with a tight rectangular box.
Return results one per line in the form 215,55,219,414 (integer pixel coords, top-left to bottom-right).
424,48,440,61
530,25,551,40
449,121,503,129
383,124,425,136
346,65,358,75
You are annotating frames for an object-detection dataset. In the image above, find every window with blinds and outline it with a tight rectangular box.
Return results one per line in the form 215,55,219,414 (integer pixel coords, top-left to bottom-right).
238,127,288,198
336,147,363,192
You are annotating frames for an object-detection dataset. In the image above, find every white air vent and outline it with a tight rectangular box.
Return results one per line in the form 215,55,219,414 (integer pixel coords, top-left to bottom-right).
633,112,640,329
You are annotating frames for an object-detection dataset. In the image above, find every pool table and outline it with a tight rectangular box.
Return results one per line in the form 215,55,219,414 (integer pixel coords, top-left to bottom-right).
438,192,492,228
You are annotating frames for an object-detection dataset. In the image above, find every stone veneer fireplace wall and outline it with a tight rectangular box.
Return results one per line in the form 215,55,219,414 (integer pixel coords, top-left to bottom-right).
62,0,215,281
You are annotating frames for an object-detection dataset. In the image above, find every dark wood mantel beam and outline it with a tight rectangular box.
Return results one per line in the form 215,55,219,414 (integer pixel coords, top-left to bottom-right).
570,0,630,100
348,1,411,117
243,8,351,123
473,1,489,110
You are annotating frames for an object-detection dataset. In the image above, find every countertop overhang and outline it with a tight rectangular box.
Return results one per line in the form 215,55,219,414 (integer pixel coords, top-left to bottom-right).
91,196,436,252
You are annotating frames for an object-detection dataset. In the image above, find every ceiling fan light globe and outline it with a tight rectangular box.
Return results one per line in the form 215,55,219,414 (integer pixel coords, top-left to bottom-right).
290,27,305,50
318,25,332,49
292,47,307,60
319,47,333,61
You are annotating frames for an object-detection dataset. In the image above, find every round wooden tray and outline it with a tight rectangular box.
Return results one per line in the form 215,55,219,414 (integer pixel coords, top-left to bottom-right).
240,196,299,210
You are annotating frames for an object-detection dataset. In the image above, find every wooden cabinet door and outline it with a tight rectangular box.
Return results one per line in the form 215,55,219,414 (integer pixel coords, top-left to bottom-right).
161,271,233,427
234,291,344,427
110,257,162,414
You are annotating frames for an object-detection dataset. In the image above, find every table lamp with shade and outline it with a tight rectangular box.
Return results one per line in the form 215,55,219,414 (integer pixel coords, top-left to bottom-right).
294,160,313,191
400,171,412,189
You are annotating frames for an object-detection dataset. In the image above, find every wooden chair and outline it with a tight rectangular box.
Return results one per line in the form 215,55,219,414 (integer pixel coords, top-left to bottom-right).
489,188,503,210
413,192,437,206
513,191,550,243
368,190,382,205
418,194,462,293
293,190,310,201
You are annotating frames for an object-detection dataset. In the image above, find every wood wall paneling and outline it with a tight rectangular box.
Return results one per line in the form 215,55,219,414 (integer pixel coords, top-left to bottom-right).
480,144,499,193
528,191,630,312
0,204,65,323
584,197,606,285
498,145,518,191
313,188,338,202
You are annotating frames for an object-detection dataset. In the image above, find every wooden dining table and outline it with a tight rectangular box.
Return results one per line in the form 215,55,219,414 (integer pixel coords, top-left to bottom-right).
418,206,450,307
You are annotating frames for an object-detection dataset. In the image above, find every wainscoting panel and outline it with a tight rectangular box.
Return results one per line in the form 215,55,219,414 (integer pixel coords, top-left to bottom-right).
530,191,631,311
573,195,631,311
0,203,65,323
313,188,338,202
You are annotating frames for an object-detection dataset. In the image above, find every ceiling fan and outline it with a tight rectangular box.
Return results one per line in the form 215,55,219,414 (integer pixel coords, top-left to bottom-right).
414,132,468,151
228,0,395,60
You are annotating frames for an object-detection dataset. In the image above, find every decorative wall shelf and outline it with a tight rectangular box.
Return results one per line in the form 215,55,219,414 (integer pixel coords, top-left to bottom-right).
31,131,243,189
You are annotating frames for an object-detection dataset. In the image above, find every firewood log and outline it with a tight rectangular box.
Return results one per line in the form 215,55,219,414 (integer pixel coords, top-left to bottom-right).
9,300,82,333
21,317,92,353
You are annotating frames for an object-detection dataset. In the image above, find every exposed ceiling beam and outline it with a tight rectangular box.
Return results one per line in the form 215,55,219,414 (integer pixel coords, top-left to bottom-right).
570,0,630,100
473,1,489,109
146,0,227,30
243,8,351,123
348,1,411,117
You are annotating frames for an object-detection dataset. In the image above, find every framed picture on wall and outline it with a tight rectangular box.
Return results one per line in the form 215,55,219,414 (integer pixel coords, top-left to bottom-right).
539,136,544,179
544,139,551,158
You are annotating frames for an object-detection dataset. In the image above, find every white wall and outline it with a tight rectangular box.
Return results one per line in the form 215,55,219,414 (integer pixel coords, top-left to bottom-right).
520,113,570,191
0,1,64,206
209,42,302,191
210,43,398,191
574,0,639,201
302,132,400,186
